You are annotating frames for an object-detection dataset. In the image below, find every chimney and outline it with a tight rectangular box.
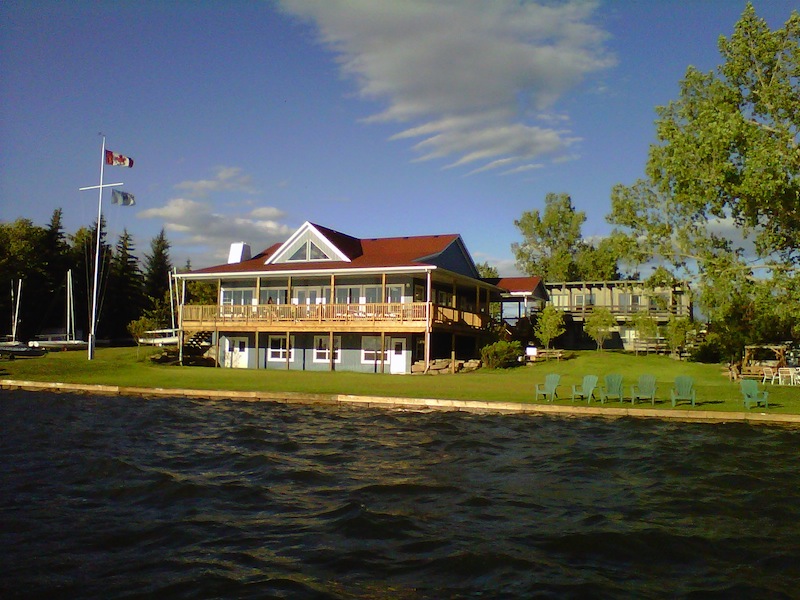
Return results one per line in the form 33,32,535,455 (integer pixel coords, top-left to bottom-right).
227,242,251,264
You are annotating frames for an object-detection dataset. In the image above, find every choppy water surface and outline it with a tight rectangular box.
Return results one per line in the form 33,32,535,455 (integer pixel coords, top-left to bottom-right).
1,391,799,599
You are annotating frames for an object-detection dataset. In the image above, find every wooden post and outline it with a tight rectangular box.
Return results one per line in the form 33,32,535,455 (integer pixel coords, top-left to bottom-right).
329,330,334,371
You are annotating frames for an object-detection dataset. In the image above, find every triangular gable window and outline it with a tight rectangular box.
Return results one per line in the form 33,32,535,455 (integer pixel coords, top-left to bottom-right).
309,241,328,260
287,240,331,262
289,246,307,261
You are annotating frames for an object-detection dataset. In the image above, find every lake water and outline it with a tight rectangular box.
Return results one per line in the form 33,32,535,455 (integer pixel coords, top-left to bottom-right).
1,390,799,599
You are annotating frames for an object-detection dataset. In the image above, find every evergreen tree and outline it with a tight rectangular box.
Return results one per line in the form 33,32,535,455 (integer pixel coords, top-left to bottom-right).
144,228,173,308
105,229,146,340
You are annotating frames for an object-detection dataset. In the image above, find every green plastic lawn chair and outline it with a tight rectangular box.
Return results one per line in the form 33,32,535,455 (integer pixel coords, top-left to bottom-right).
535,373,561,403
630,374,657,405
599,374,623,403
670,376,696,407
740,379,769,409
571,374,598,403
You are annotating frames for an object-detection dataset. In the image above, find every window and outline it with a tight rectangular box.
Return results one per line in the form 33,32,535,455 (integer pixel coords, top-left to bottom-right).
414,285,426,302
386,285,403,303
364,286,381,304
287,240,330,262
361,336,388,363
335,286,360,304
260,288,287,304
221,288,254,306
267,336,294,362
313,335,341,363
575,294,595,306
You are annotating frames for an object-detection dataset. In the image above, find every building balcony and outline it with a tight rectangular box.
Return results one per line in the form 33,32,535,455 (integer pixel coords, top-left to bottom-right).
556,303,692,321
181,302,489,333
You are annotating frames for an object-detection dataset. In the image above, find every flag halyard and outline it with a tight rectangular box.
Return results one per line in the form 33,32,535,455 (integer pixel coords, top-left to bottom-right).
105,149,134,168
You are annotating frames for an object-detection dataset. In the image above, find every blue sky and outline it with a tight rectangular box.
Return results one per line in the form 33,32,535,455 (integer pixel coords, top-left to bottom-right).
1,0,796,275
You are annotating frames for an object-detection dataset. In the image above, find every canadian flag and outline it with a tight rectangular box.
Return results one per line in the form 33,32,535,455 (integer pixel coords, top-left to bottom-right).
105,150,134,168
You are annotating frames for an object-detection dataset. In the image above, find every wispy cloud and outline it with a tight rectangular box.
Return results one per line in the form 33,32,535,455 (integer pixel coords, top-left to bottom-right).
139,198,291,266
280,0,614,173
174,166,258,197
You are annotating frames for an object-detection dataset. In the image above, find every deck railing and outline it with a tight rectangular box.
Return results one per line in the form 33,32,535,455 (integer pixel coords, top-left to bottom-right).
181,302,489,330
556,304,692,319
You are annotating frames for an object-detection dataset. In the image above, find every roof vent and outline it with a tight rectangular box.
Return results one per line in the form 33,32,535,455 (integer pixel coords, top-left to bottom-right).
227,242,251,264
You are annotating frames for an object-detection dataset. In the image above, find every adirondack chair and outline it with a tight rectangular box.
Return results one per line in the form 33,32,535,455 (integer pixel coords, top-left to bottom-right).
670,376,696,407
535,373,561,403
630,374,657,405
571,374,598,403
740,379,769,409
599,374,623,403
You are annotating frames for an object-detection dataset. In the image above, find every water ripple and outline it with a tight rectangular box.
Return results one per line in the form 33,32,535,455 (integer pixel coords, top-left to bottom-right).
1,391,799,599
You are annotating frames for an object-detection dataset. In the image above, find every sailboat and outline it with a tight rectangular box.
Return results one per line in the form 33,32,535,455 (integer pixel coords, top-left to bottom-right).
28,270,88,351
0,280,46,358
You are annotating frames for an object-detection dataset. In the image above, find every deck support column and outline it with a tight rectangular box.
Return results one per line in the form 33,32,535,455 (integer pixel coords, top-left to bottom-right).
380,331,386,374
425,270,432,373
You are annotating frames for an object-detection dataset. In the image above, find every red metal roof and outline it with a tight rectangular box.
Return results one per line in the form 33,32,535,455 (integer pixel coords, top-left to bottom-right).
190,227,463,275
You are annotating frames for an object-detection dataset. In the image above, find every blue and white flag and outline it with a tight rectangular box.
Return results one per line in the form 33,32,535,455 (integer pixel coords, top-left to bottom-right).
111,189,135,206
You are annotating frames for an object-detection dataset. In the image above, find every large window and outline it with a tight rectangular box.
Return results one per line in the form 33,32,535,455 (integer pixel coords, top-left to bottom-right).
313,335,341,363
335,286,360,304
386,285,403,303
221,288,254,306
267,336,294,362
361,336,388,363
260,288,288,304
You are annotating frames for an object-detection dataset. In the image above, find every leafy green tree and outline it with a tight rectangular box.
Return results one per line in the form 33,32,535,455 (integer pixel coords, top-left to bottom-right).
666,316,693,359
0,218,47,340
144,228,173,308
475,261,499,278
608,4,800,344
584,307,616,351
513,193,619,281
534,305,565,355
631,311,659,355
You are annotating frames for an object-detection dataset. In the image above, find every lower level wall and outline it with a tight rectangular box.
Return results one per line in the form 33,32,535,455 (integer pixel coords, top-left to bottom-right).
216,332,412,374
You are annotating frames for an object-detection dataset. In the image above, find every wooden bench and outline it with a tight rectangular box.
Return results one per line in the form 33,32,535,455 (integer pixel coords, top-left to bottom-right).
528,349,564,362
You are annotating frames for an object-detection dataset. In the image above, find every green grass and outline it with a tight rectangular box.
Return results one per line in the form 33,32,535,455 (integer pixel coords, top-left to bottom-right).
2,347,799,414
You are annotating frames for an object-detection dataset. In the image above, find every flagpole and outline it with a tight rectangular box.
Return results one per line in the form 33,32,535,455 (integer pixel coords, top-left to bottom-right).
79,136,127,360
87,136,107,359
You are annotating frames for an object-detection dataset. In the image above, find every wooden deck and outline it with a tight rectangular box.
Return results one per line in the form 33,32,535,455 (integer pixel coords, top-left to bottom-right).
181,302,488,333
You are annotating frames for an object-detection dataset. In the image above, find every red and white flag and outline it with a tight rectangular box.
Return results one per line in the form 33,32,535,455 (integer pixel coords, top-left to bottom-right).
105,150,134,168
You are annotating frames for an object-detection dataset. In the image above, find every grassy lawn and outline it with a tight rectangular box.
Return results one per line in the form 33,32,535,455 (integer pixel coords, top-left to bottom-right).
2,347,799,414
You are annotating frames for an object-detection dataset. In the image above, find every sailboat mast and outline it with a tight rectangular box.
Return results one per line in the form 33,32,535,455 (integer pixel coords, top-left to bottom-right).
11,279,22,342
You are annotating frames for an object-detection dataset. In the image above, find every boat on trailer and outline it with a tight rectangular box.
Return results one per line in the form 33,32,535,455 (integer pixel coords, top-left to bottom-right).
137,328,179,346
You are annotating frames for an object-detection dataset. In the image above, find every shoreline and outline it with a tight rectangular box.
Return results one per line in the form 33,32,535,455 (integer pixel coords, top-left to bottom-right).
3,378,799,426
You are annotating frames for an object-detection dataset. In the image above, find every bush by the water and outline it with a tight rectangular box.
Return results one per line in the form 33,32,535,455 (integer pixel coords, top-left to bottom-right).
480,340,523,369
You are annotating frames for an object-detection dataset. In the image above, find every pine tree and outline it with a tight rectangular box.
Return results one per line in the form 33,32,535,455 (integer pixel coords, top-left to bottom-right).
105,229,146,340
143,228,173,309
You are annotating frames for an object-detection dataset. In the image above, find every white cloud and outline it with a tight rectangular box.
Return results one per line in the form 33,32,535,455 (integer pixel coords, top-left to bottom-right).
139,198,291,268
280,0,614,172
174,166,257,197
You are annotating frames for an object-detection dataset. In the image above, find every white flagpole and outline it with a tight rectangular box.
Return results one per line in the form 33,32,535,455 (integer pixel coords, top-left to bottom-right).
79,135,124,360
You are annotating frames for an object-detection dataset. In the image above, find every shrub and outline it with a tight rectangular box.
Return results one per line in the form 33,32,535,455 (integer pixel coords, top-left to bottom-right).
480,340,523,369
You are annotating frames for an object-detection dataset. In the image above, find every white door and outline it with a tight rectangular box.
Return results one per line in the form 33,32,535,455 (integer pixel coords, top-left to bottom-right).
390,338,407,374
227,337,249,369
